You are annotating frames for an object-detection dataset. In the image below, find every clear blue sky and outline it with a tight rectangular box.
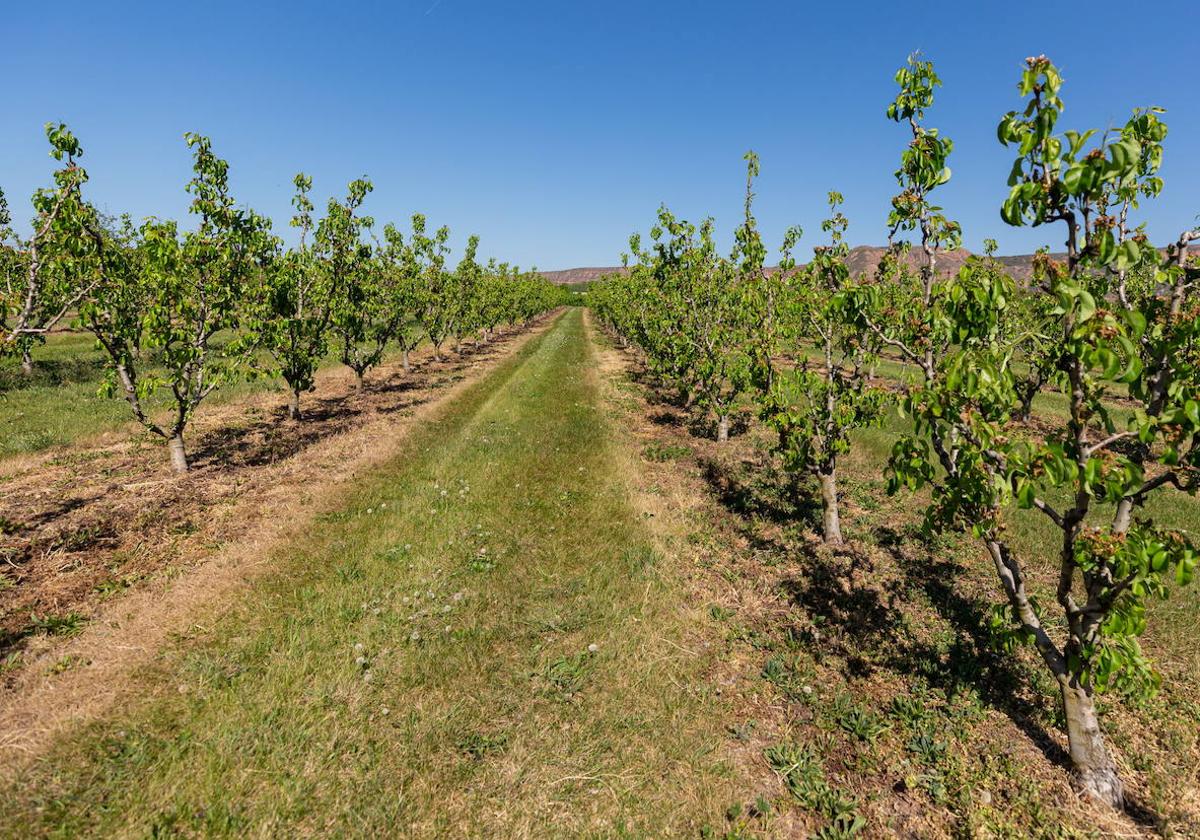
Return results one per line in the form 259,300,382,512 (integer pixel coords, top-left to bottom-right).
2,0,1196,269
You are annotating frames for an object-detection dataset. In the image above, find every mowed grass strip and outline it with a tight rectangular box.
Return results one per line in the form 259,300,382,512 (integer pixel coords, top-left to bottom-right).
0,309,734,838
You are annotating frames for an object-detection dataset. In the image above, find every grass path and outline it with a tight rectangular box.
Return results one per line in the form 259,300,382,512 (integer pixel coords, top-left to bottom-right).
1,309,738,837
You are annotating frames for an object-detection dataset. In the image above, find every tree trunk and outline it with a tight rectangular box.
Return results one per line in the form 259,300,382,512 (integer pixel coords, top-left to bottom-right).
354,370,365,393
1112,498,1133,535
1061,681,1124,808
402,349,410,373
716,414,730,443
818,470,843,545
288,388,301,420
168,433,189,474
1015,396,1034,424
20,346,33,375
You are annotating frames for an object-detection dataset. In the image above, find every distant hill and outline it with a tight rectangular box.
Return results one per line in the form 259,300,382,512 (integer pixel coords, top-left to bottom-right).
541,247,1055,288
540,267,629,286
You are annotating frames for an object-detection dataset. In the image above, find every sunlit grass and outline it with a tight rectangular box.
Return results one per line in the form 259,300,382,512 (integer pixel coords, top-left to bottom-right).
0,330,421,459
0,310,736,837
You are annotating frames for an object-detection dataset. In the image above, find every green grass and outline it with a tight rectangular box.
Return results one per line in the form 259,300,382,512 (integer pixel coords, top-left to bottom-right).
841,405,1200,675
0,330,410,459
0,309,737,837
0,333,133,457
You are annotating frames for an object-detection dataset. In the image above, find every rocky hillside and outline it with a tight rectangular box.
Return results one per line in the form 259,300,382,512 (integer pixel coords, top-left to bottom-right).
543,247,1054,287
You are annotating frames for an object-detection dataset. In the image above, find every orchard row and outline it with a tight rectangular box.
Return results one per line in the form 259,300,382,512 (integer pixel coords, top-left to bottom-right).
591,55,1199,812
0,132,570,471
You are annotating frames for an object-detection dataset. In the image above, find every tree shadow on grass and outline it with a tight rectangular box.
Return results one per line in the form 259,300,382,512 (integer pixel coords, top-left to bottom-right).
778,547,907,679
878,527,1072,769
698,452,820,529
0,356,108,391
187,342,504,468
759,509,1077,779
874,526,1165,830
626,367,690,410
773,520,1165,827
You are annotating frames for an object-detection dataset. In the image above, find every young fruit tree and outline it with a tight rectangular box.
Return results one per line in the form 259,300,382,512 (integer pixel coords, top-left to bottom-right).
376,219,425,373
477,258,512,343
754,191,886,544
607,240,693,398
882,55,1199,808
245,173,337,420
0,124,102,374
409,215,453,360
627,155,762,444
449,234,482,352
82,133,274,473
324,179,395,391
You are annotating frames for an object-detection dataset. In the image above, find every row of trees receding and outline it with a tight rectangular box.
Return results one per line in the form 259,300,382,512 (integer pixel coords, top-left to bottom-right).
1,130,569,472
591,55,1199,811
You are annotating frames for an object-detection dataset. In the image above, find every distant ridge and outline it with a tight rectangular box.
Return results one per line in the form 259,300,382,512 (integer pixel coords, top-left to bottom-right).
541,246,1065,287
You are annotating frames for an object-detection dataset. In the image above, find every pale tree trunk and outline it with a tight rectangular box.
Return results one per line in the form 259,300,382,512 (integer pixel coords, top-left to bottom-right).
818,469,842,545
353,370,365,393
1061,680,1124,808
1112,498,1133,535
168,433,189,474
402,349,410,373
20,346,33,375
1015,391,1036,424
716,413,730,443
287,388,301,420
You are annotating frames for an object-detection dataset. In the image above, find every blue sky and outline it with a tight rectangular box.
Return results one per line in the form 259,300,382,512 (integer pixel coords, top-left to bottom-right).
2,0,1196,269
